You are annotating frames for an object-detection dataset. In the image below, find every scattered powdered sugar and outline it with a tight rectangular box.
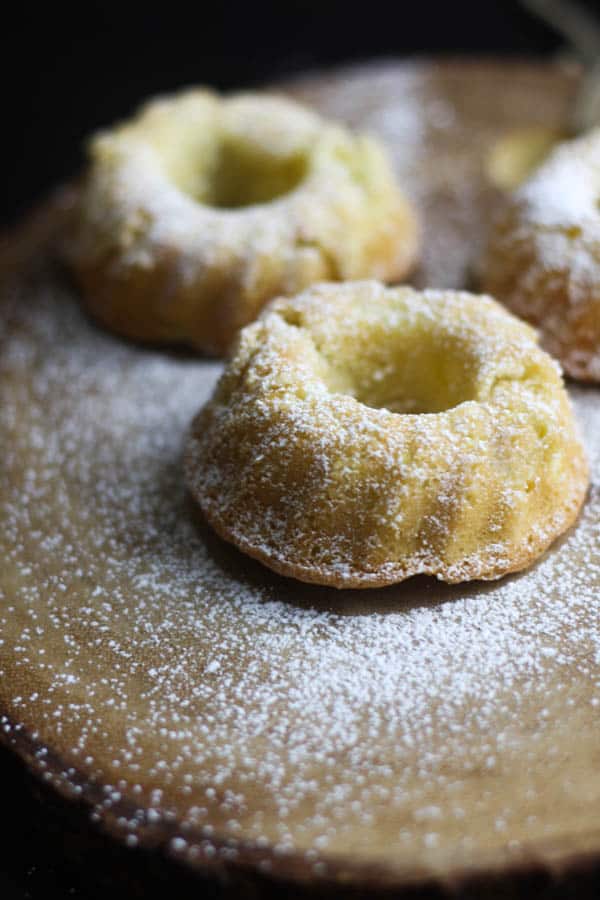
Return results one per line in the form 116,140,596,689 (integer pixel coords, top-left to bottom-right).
1,265,600,878
2,63,599,883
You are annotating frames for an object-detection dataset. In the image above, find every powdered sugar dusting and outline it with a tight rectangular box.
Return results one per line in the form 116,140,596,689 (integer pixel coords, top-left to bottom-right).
1,264,600,878
2,62,600,884
514,129,600,291
483,126,600,381
186,281,587,587
69,88,418,356
519,128,600,233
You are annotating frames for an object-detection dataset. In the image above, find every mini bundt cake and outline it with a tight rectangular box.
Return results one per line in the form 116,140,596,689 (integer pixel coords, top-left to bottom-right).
67,89,419,356
185,281,588,588
482,127,600,381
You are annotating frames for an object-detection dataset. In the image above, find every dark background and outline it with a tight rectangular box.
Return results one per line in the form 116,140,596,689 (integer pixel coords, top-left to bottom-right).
2,1,598,897
4,0,595,227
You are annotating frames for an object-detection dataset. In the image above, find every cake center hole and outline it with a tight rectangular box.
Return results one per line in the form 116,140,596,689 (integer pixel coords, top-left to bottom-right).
334,335,480,415
199,139,309,209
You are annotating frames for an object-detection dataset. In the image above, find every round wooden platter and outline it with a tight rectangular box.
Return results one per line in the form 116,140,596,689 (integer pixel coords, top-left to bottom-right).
2,60,600,898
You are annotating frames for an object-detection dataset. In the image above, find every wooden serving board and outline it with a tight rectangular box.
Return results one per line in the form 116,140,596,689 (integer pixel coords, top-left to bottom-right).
2,61,600,898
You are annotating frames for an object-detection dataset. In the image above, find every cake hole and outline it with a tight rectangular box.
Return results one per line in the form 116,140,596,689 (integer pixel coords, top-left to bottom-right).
198,139,309,209
278,308,304,328
331,334,481,415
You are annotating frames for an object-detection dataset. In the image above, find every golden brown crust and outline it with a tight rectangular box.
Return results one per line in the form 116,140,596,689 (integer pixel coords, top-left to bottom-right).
196,490,586,589
481,128,600,382
66,89,419,356
185,282,589,588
